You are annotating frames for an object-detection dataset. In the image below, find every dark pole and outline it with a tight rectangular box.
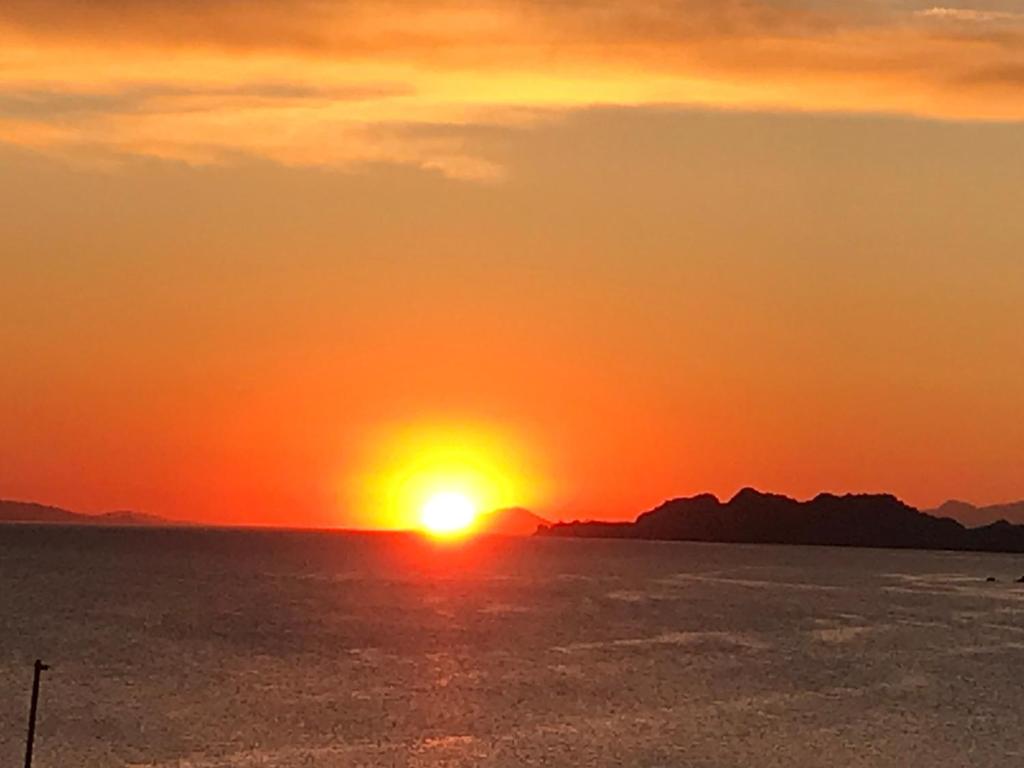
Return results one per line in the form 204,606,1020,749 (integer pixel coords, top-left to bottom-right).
24,659,49,768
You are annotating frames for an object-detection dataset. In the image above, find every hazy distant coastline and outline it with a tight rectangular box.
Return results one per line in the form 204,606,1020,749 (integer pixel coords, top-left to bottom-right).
924,499,1024,528
0,499,177,527
540,488,1024,554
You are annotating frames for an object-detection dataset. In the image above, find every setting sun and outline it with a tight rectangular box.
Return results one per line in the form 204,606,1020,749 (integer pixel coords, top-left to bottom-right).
419,491,478,537
347,422,547,531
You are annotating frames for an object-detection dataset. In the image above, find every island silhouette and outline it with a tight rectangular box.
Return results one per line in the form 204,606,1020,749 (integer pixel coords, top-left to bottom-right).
0,500,174,527
6,492,1024,552
538,488,1024,554
924,499,1024,527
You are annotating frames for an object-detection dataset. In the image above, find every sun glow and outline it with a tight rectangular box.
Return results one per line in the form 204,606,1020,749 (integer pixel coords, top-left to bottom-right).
349,422,547,532
420,491,478,537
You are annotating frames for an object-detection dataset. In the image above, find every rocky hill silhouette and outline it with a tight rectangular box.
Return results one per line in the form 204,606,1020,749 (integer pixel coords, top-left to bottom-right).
538,488,1024,553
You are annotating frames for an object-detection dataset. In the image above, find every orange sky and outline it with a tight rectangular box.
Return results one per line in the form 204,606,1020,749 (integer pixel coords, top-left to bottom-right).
1,1,1023,528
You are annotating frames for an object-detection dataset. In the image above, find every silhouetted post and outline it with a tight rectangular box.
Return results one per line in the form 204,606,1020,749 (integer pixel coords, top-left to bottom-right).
24,659,49,768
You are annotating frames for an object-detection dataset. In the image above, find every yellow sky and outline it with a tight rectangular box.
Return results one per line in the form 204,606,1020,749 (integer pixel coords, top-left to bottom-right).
1,1,1022,526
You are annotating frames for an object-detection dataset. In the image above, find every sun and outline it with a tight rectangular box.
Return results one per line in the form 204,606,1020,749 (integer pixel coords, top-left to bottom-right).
349,422,547,532
420,491,478,537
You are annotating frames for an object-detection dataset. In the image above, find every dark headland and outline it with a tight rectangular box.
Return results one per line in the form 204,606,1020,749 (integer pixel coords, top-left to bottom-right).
538,488,1024,554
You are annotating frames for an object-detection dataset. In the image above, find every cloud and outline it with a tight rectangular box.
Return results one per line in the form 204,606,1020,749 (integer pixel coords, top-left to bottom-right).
0,0,1022,178
0,83,412,119
916,7,1024,23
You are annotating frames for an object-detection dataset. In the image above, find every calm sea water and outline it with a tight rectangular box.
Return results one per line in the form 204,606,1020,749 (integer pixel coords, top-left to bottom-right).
2,526,1023,767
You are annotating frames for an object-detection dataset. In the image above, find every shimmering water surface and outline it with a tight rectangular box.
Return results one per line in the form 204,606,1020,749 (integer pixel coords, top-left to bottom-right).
2,526,1023,767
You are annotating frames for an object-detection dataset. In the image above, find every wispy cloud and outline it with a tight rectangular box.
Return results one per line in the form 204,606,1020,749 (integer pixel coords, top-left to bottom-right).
916,7,1024,23
0,0,1022,178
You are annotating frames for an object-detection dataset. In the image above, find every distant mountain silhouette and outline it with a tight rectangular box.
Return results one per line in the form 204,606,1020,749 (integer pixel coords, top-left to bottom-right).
925,499,1024,528
0,499,175,527
0,500,81,524
478,507,550,536
538,488,1024,553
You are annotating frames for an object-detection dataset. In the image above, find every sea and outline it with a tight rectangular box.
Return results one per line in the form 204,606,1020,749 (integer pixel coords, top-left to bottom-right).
2,525,1023,767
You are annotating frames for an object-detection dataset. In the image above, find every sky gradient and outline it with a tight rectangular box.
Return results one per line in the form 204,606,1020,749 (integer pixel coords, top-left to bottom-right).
2,1,1022,528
